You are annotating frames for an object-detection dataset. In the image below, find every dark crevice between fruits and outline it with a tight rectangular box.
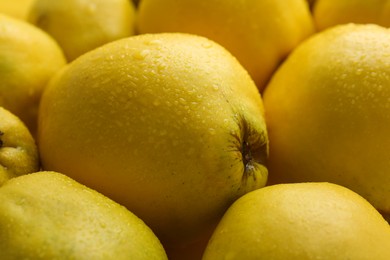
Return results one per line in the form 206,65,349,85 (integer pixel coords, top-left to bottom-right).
0,131,3,147
379,210,390,224
35,13,50,29
0,130,7,174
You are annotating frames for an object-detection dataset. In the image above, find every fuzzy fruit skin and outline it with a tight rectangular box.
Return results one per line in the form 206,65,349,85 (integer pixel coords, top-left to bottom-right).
0,107,39,185
0,171,168,259
263,24,390,216
137,0,315,91
203,182,390,260
38,33,268,247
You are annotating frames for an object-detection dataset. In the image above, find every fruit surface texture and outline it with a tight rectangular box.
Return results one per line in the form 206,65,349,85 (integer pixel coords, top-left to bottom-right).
203,182,390,260
0,171,167,259
0,107,39,185
38,33,269,247
263,24,390,217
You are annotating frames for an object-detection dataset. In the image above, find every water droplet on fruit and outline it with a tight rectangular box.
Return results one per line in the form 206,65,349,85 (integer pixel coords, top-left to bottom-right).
209,128,216,135
147,39,162,46
99,222,107,229
179,97,187,105
133,49,150,60
355,68,363,75
157,63,167,71
201,42,213,49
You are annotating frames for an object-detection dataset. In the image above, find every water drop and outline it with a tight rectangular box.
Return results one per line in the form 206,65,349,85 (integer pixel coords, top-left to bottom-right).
179,97,187,105
147,39,162,46
201,42,213,49
209,128,216,135
133,49,150,60
158,63,167,71
197,94,204,99
99,222,107,229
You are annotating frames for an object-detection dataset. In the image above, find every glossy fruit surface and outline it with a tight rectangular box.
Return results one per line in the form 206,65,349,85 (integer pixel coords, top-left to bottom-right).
203,182,390,260
38,33,269,247
0,171,168,259
263,24,390,217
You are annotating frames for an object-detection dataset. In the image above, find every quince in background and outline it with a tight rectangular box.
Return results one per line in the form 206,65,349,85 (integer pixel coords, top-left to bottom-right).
203,182,390,259
263,24,390,219
136,0,315,91
28,0,136,61
0,0,35,20
38,33,269,254
0,171,167,259
313,0,390,30
0,14,66,136
0,107,39,186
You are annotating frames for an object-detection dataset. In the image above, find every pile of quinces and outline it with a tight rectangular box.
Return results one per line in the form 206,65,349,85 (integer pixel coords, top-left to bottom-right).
0,0,390,259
